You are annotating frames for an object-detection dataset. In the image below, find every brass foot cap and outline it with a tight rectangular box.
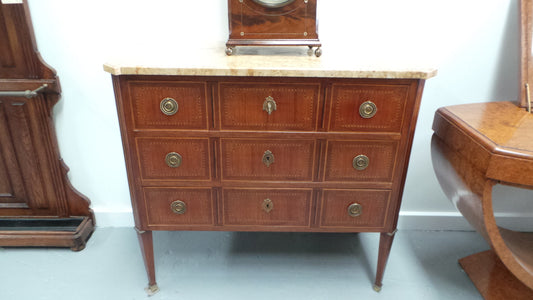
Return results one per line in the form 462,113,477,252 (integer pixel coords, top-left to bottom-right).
373,285,382,292
145,284,160,296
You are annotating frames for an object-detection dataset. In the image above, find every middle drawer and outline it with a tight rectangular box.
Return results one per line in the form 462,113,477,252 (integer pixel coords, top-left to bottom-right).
221,139,317,181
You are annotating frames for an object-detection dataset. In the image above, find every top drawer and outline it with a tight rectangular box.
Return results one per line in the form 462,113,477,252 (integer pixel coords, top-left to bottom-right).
128,81,209,130
218,82,320,131
328,83,410,133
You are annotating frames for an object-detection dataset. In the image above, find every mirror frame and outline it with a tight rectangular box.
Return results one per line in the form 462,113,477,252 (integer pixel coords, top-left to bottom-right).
252,0,295,8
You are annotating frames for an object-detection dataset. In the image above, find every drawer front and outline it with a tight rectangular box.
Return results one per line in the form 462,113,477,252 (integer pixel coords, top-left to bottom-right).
324,140,398,182
128,81,209,130
222,188,312,227
219,82,320,131
144,187,214,226
329,83,409,132
319,189,391,228
221,139,316,181
136,137,211,181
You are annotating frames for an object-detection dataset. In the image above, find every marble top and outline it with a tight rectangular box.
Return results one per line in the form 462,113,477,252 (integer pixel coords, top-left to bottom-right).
103,46,437,79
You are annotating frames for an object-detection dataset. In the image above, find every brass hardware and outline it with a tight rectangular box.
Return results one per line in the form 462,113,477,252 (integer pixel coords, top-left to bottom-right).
348,203,362,217
262,150,275,167
165,152,182,168
262,198,274,213
0,84,48,99
145,284,160,296
526,83,531,113
303,32,308,36
170,200,187,214
387,229,398,237
263,96,277,115
359,101,377,118
314,47,322,57
352,155,369,170
373,285,382,293
160,98,178,115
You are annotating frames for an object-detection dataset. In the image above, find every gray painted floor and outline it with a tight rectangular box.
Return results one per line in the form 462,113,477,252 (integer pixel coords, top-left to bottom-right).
0,229,487,300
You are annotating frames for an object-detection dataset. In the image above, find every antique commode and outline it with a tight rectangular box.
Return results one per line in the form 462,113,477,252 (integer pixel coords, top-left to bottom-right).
105,48,436,293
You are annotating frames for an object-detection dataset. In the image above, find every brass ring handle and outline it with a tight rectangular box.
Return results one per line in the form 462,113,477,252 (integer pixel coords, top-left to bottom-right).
262,198,274,213
359,101,377,119
262,150,275,167
353,155,369,170
348,203,362,217
263,96,277,115
170,200,187,214
165,152,182,168
160,98,179,115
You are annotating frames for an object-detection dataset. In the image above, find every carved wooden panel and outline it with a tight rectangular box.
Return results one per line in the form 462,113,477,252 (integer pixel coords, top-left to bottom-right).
221,138,316,181
0,4,51,79
0,99,26,206
0,97,61,212
219,82,319,131
144,187,214,226
324,140,399,182
0,6,15,70
319,189,391,228
128,81,209,130
0,142,12,199
0,1,94,249
329,84,409,132
136,137,211,181
222,188,312,227
0,4,27,78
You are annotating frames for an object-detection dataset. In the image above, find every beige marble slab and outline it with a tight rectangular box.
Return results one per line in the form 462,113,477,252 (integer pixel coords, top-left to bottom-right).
104,46,437,79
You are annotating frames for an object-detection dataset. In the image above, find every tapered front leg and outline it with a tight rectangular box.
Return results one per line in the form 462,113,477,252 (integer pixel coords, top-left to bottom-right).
136,228,159,295
374,230,397,292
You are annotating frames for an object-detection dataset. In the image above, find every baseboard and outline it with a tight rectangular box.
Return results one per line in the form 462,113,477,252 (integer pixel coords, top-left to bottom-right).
398,211,533,231
397,212,473,231
92,209,533,231
93,209,134,228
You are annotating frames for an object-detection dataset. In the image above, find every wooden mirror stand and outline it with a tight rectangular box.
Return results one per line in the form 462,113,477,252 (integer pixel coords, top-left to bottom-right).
225,0,321,56
432,0,533,297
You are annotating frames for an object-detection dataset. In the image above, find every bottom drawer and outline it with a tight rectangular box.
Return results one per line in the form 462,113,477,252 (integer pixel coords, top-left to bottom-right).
144,187,215,226
222,188,312,227
319,189,391,229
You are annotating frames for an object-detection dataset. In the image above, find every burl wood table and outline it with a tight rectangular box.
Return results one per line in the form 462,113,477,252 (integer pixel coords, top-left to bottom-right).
432,102,533,298
105,48,436,293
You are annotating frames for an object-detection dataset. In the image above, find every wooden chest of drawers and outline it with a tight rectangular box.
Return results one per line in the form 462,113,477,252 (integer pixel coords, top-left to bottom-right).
108,56,435,294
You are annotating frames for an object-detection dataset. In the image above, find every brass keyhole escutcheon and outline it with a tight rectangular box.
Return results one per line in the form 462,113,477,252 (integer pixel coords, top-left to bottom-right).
170,200,187,214
262,150,275,167
348,203,362,217
263,96,277,115
160,97,178,116
353,155,369,170
165,152,182,168
359,101,377,119
262,198,274,213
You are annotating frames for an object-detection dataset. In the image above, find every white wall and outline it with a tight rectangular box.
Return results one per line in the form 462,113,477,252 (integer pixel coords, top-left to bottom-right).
25,0,533,229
